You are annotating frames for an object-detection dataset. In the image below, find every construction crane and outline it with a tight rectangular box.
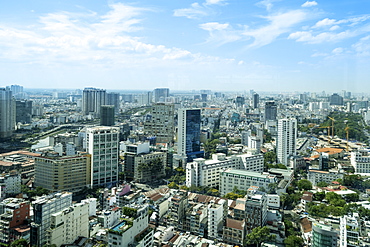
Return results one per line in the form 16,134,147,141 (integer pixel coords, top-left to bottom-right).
345,126,350,152
328,116,336,139
344,120,349,152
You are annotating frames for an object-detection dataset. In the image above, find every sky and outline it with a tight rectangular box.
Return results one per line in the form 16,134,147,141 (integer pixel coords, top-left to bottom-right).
1,0,370,92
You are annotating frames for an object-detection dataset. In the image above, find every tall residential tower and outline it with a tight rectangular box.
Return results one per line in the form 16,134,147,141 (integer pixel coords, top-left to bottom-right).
277,118,297,166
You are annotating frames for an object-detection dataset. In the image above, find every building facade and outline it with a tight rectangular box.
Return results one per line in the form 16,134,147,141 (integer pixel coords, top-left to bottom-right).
86,126,120,187
30,192,73,246
48,202,89,246
186,153,264,188
34,152,91,192
277,118,297,166
100,105,115,126
0,88,15,139
220,169,277,196
265,101,277,121
82,87,107,117
178,108,203,162
145,103,175,144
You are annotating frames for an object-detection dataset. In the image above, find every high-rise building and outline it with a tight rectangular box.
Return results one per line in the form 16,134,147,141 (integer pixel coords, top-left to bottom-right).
82,87,107,117
329,93,344,106
277,118,297,166
235,96,245,107
100,105,115,126
0,88,15,139
15,100,32,124
145,103,175,144
153,88,169,103
107,92,120,114
9,85,23,97
34,152,91,192
252,93,259,109
265,101,277,121
177,108,203,162
86,126,119,187
30,192,73,246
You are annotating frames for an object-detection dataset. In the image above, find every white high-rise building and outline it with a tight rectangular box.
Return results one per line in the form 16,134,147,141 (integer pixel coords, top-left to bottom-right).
277,118,297,166
0,88,15,139
86,126,120,187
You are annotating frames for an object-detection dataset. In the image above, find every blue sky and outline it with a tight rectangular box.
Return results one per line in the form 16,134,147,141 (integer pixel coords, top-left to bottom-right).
0,0,370,92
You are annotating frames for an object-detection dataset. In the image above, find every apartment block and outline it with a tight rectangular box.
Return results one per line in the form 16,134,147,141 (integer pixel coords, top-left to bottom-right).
34,152,91,192
30,192,73,246
307,169,344,186
108,205,153,247
85,126,119,187
186,153,264,188
0,198,30,244
48,202,89,246
220,169,276,196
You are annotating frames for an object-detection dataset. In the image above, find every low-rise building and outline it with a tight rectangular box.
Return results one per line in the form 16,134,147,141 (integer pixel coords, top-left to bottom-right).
307,169,344,186
34,152,91,192
186,153,264,188
107,205,153,247
220,169,277,196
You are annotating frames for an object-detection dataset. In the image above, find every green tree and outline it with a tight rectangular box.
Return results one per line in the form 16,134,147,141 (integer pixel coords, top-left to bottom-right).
10,239,28,247
316,181,328,187
344,193,359,203
284,235,304,247
168,182,179,189
297,179,312,191
245,226,275,247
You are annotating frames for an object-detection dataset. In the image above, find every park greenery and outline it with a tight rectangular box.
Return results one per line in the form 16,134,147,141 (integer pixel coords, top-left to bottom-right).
308,191,360,217
244,226,275,247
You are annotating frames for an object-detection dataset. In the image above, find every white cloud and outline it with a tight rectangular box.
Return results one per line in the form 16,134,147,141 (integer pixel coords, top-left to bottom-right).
288,30,355,43
199,22,229,31
256,0,279,11
332,47,343,54
243,10,308,48
173,3,208,19
205,0,227,5
199,22,241,45
313,18,336,28
0,3,233,68
353,35,370,56
301,1,318,8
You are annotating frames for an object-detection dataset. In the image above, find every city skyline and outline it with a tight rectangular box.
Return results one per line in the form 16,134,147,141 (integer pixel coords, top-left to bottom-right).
1,0,370,92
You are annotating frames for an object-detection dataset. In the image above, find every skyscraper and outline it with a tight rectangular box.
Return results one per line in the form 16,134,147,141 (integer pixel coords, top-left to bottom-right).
277,118,297,166
329,93,344,106
145,103,175,144
107,92,120,114
82,87,107,117
16,100,32,124
252,93,259,109
0,88,15,139
153,88,169,103
264,101,277,121
178,108,203,162
100,105,115,126
86,126,119,187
